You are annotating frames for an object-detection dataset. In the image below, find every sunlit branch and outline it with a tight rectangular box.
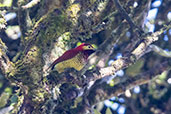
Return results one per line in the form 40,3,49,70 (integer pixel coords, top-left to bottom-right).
22,0,41,9
99,24,171,77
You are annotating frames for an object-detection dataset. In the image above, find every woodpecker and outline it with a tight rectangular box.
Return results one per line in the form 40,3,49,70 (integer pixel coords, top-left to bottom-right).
48,43,95,73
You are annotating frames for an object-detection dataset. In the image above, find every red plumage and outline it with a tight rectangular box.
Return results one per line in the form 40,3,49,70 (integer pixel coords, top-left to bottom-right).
49,49,79,69
48,43,95,70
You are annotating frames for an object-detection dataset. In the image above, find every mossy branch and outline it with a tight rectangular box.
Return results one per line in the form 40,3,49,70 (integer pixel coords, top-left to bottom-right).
0,39,13,74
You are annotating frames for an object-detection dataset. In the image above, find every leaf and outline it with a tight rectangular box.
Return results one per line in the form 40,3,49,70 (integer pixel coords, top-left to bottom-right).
0,92,10,108
105,108,112,114
126,59,144,76
94,109,101,114
10,94,18,104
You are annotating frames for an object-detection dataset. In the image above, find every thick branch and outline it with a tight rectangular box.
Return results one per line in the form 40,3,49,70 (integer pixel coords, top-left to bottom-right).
99,24,171,77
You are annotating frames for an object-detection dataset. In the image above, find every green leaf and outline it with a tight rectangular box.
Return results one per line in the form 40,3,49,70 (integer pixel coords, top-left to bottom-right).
94,109,101,114
10,94,18,104
4,87,12,94
0,92,10,108
126,59,144,76
105,108,112,114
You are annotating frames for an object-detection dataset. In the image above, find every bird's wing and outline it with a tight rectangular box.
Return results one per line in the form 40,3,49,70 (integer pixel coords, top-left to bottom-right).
48,50,79,70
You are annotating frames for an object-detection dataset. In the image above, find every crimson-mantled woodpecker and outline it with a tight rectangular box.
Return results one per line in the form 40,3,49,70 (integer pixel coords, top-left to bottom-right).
48,43,95,73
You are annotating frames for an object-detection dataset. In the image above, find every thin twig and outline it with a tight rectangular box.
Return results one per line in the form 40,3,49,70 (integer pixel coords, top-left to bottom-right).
148,44,171,58
0,6,19,12
113,0,137,29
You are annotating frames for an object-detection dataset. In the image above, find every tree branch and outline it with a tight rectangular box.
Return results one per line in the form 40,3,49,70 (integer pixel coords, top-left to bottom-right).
0,6,19,12
148,44,171,58
79,21,128,75
74,61,171,113
79,0,153,76
99,23,171,77
0,39,13,74
49,23,171,108
113,0,137,29
22,0,41,9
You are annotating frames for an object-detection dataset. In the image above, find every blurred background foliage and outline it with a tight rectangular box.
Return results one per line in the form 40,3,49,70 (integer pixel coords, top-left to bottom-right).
0,0,170,114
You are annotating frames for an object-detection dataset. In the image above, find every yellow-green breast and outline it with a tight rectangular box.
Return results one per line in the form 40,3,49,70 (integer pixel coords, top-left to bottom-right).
54,52,86,73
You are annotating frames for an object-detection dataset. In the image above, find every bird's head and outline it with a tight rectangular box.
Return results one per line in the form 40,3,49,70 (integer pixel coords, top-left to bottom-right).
76,43,95,51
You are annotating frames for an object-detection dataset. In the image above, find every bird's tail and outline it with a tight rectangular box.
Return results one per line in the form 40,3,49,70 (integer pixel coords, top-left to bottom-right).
46,61,57,71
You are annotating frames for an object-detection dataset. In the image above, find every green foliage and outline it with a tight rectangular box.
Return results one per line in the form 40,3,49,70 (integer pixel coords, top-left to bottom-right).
94,109,102,114
4,87,12,94
10,94,18,104
0,0,170,114
0,92,10,108
126,59,144,76
0,82,2,88
105,108,112,114
35,11,72,51
0,0,12,7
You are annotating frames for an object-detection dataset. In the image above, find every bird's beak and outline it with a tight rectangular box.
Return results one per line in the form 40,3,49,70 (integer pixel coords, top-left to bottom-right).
92,48,96,53
85,49,96,56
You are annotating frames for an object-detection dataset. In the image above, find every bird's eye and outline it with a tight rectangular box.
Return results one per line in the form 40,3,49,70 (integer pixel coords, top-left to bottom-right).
88,46,91,48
